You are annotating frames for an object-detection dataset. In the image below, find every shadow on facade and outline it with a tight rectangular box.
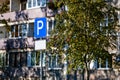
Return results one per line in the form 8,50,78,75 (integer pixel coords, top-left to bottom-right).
15,10,28,21
0,67,40,80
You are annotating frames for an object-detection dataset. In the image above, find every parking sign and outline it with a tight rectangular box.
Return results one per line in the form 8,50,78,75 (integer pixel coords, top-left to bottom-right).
34,17,46,38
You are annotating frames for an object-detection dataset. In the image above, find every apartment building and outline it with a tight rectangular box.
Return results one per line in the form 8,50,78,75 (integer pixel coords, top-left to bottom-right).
0,0,65,80
0,0,120,80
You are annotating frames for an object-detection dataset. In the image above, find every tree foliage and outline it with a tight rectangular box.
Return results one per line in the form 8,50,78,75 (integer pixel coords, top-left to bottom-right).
48,0,118,80
0,0,10,31
0,0,9,14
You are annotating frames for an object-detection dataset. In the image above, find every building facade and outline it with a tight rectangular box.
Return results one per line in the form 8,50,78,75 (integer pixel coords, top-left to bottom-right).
0,0,120,80
0,0,65,80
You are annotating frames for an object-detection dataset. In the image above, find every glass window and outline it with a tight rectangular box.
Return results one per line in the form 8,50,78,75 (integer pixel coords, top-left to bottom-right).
15,25,19,37
8,51,47,67
49,54,62,69
0,53,7,67
9,52,27,67
28,0,32,8
39,52,46,67
41,0,46,7
28,23,34,37
100,14,108,33
100,19,108,27
16,53,21,67
9,53,15,67
31,51,36,66
10,24,27,38
116,56,120,62
20,52,27,66
96,55,112,68
27,0,46,9
36,51,40,65
47,19,55,36
27,52,31,67
42,52,46,66
33,0,36,7
21,24,27,37
11,26,15,37
48,20,52,35
28,51,46,67
37,0,40,6
21,2,26,10
19,25,22,37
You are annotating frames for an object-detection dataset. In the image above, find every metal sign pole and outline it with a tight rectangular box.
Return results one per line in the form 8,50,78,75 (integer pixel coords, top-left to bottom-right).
40,51,43,80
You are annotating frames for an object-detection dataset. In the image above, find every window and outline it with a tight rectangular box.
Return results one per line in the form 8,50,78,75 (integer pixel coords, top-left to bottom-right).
38,52,46,67
100,19,108,27
9,52,27,67
28,23,34,37
40,0,46,7
36,51,40,65
48,54,62,69
100,16,108,32
31,51,36,66
27,0,46,9
27,51,46,67
116,56,120,62
37,0,41,6
8,51,47,67
0,53,7,67
95,55,112,69
47,18,55,36
117,32,120,54
9,24,28,38
21,1,27,10
48,20,52,35
33,0,37,7
100,14,114,32
28,0,32,8
104,0,112,2
19,24,27,37
20,0,27,10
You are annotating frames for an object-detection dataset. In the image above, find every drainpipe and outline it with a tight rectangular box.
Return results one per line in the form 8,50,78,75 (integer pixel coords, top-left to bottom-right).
40,51,43,80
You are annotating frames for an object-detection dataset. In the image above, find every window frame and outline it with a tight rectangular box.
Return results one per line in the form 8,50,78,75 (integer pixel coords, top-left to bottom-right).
9,52,27,67
95,55,112,70
0,52,7,67
9,24,28,38
27,51,46,67
27,0,46,9
27,23,34,37
48,54,62,70
47,18,55,36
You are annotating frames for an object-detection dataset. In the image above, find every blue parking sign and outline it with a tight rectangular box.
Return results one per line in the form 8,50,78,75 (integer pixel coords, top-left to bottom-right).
34,17,46,38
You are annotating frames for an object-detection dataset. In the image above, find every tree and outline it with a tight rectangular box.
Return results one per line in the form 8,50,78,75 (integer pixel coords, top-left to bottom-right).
0,0,10,31
48,0,118,80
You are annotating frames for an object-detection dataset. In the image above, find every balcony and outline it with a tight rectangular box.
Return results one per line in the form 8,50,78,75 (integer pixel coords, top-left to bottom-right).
0,37,34,50
0,8,46,23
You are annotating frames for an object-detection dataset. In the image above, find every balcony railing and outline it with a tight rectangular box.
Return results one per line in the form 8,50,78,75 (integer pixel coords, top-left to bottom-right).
0,8,46,22
0,37,34,50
